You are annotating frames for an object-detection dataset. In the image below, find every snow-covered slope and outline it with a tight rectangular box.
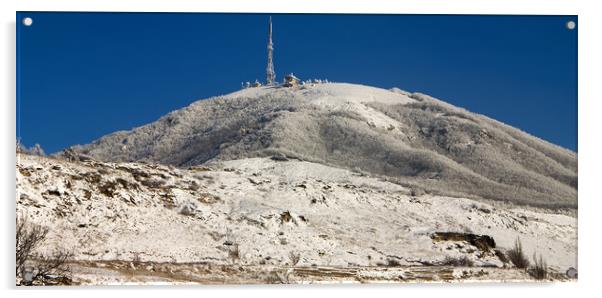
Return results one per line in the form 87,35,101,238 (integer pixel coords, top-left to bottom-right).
67,83,577,208
16,153,577,278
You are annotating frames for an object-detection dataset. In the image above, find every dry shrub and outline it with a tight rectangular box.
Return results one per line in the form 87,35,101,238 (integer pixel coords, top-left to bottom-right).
507,238,530,269
228,244,240,264
288,251,301,266
16,216,72,285
529,253,548,280
441,255,474,267
265,270,291,284
386,258,402,267
30,249,73,284
16,216,48,276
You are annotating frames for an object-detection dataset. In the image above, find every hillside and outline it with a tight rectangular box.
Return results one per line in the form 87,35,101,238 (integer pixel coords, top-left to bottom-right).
66,83,577,208
16,153,577,283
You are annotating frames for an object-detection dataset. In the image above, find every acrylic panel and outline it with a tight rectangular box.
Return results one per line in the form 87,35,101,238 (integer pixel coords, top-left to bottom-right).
16,12,578,285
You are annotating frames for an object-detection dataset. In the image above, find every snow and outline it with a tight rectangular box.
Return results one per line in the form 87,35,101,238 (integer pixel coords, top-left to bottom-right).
221,83,415,132
23,81,577,284
71,82,577,210
16,153,577,283
226,82,415,107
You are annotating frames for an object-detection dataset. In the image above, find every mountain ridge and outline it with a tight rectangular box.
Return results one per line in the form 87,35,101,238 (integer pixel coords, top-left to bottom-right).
65,83,577,208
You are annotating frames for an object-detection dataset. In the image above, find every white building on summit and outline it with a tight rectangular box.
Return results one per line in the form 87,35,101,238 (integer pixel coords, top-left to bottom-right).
283,73,300,87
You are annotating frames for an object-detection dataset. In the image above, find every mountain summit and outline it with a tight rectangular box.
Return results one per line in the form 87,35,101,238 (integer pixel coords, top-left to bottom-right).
68,83,577,208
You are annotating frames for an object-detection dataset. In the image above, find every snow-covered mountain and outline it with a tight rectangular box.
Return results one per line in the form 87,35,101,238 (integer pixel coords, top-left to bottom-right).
67,83,577,209
18,82,578,283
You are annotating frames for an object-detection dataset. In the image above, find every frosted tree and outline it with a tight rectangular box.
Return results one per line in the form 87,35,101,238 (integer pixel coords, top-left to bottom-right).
30,144,45,156
16,138,25,153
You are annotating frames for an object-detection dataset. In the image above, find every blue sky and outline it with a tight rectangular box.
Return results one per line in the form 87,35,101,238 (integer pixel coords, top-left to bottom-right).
16,13,577,153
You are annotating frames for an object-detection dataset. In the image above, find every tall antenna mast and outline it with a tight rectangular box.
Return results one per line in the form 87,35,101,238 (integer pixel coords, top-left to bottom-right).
266,16,276,85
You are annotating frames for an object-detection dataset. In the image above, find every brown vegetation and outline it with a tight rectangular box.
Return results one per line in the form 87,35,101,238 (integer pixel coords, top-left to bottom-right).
529,253,548,280
288,252,301,266
506,238,530,269
228,244,240,264
16,216,72,286
441,255,474,267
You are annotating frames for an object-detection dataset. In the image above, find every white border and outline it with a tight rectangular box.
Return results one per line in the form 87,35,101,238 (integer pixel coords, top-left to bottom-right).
2,0,601,297
8,0,581,15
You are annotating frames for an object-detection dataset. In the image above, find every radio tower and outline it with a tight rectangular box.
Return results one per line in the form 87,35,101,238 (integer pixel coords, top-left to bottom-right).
266,16,276,85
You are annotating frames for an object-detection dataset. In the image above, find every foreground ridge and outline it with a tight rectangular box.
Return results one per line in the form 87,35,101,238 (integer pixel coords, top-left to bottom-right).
17,152,577,284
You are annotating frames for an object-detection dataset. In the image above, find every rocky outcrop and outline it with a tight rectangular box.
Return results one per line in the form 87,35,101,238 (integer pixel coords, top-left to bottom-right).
431,232,496,252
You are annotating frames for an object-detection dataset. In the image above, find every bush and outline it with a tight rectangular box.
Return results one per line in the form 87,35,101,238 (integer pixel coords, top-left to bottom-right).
228,244,240,264
16,217,48,276
15,141,46,156
31,144,46,156
29,249,73,285
507,238,530,269
265,270,291,284
16,216,72,285
441,255,474,267
288,252,301,266
385,258,402,267
529,253,548,280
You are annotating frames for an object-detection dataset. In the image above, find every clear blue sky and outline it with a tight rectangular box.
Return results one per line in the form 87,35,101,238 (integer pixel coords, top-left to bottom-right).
16,13,577,153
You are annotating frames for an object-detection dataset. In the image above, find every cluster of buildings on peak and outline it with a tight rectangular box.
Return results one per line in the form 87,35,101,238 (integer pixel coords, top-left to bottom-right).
241,17,330,90
241,74,331,89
